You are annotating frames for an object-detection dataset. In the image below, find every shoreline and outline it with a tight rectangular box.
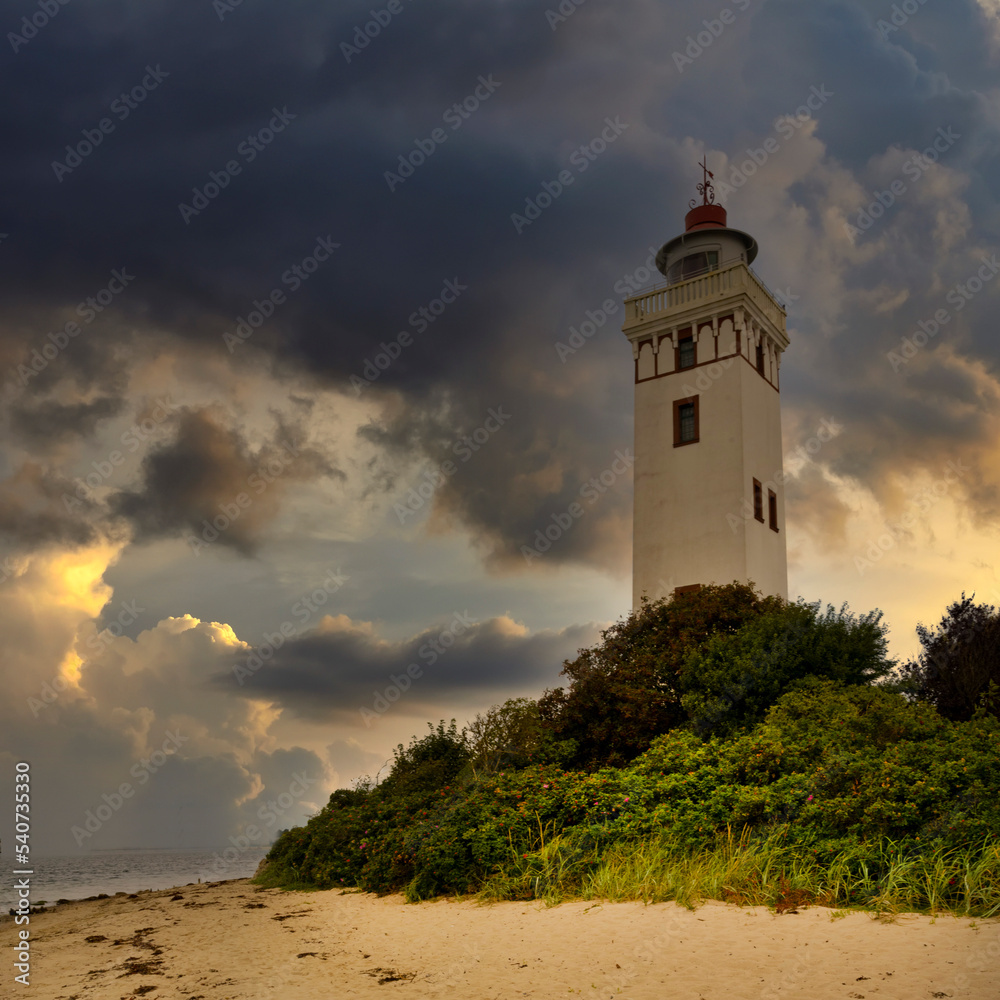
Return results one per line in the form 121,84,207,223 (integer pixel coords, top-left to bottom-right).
2,877,998,998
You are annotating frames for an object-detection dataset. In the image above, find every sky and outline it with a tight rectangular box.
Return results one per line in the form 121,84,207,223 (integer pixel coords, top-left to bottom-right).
2,0,1000,856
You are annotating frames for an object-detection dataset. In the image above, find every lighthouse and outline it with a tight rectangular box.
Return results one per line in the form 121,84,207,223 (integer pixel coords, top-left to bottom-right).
621,160,789,606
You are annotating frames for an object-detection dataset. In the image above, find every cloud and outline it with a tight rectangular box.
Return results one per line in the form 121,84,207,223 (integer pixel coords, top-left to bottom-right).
220,610,601,723
111,406,338,554
5,0,1000,861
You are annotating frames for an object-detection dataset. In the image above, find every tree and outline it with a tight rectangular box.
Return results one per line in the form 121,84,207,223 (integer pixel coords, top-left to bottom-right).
680,601,894,737
378,720,470,797
538,582,782,768
464,698,567,774
899,594,1000,721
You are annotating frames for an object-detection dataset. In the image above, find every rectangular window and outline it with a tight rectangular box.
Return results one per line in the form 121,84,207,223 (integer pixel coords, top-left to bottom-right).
753,479,764,522
756,341,765,374
678,336,695,369
768,490,779,532
673,396,699,447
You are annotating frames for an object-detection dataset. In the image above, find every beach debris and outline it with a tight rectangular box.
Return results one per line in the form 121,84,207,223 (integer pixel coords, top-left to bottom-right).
365,967,416,984
112,927,165,978
84,935,107,943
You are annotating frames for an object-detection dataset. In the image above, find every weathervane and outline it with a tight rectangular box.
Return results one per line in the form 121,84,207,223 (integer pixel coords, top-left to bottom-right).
689,155,715,208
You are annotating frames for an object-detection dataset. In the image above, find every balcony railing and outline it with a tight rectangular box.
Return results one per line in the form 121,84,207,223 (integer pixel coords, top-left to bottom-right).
622,260,786,332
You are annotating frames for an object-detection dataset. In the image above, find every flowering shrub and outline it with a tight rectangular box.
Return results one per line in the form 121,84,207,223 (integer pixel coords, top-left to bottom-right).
260,681,999,900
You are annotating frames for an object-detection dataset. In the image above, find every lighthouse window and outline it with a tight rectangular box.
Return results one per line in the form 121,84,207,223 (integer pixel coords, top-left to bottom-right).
753,479,764,522
678,335,695,369
673,396,699,446
666,250,719,285
768,490,779,532
756,341,765,374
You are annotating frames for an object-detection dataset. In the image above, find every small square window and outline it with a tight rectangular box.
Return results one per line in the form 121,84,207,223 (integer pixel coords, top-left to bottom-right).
753,479,764,522
768,490,779,532
673,396,699,447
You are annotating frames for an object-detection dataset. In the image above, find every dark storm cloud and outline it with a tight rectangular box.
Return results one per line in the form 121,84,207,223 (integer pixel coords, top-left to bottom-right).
218,614,600,722
9,394,124,446
4,0,1000,564
110,406,339,553
0,460,105,547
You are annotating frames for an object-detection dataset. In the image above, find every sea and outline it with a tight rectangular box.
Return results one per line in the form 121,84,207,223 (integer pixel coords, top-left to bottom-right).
2,846,269,913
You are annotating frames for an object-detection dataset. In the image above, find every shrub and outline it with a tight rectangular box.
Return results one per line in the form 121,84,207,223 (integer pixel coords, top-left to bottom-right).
378,720,469,797
259,683,999,904
680,601,893,737
538,583,782,768
465,697,572,774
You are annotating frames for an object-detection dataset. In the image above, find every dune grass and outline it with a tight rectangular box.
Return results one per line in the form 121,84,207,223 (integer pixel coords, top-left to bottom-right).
477,827,1000,917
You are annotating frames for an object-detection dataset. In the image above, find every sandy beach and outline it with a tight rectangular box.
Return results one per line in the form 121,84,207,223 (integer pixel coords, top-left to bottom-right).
2,879,997,999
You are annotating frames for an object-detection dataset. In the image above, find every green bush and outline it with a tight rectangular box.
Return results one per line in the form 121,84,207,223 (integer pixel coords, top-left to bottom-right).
680,602,893,737
899,594,1000,721
538,582,782,769
259,683,999,909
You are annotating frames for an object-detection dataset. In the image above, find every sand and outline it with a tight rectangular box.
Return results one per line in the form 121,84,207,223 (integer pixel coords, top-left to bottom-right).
1,879,997,999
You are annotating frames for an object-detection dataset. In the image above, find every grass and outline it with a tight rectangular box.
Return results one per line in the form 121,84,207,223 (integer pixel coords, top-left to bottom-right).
477,827,1000,918
252,867,325,893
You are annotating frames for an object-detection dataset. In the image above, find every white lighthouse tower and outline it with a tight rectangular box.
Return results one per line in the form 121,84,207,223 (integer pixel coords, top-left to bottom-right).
621,161,789,606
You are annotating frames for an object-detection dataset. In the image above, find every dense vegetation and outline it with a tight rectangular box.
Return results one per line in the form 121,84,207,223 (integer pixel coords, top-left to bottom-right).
258,585,1000,915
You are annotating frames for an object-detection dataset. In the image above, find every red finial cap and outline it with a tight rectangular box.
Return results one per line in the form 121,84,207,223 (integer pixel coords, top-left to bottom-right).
685,155,727,231
685,203,727,231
